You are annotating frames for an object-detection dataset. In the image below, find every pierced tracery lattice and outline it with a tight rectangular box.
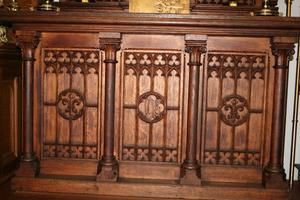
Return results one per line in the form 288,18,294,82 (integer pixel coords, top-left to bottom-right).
43,49,100,159
122,51,183,163
204,52,267,166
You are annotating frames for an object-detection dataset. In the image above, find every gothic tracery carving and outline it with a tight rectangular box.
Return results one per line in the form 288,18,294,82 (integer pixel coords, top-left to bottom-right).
137,92,166,123
57,89,85,121
219,94,249,126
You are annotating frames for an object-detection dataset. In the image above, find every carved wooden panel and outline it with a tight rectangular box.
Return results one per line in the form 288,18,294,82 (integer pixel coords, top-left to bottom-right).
121,50,184,163
42,49,101,160
203,52,267,166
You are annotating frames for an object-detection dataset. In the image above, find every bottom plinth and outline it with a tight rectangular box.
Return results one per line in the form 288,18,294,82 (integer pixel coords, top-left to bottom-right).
11,176,290,200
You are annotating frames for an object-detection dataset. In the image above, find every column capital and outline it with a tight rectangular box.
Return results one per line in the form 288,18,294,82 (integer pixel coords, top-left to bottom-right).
271,43,295,61
185,35,207,67
99,32,121,52
271,37,296,69
15,31,40,50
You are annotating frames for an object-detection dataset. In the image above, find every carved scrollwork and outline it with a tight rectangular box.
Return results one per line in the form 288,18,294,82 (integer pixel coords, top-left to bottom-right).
137,91,166,123
219,94,249,126
57,89,85,120
0,26,8,43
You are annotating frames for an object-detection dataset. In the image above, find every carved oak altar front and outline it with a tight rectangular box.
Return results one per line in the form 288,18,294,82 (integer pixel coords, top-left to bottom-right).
0,6,300,200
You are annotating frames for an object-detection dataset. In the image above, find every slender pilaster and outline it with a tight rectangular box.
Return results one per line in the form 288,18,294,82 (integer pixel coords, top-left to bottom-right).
15,31,40,177
264,37,296,189
180,35,207,185
97,33,121,182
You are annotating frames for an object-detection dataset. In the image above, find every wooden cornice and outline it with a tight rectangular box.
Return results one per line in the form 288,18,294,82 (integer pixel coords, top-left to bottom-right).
0,11,300,37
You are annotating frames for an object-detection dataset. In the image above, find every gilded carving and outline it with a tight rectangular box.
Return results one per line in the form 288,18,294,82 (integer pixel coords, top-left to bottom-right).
0,26,8,43
129,0,189,14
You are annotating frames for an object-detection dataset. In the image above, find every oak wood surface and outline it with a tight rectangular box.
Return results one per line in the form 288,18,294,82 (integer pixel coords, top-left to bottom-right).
1,6,300,200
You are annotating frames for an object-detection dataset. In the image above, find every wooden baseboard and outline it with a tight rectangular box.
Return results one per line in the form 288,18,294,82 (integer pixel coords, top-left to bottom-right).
12,176,290,200
0,153,18,184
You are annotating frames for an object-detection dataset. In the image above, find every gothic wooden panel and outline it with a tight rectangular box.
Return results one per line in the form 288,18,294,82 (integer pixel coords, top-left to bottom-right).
203,52,268,167
42,49,101,160
121,50,184,164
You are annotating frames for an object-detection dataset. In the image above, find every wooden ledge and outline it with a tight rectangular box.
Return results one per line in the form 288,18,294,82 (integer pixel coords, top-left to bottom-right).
12,176,290,200
0,11,299,37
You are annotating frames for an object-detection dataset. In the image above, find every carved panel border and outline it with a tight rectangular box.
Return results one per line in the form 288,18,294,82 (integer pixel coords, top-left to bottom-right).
203,52,268,166
42,49,101,160
120,50,184,163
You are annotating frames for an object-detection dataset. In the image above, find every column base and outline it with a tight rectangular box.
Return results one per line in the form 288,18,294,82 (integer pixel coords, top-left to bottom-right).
15,158,40,178
180,161,201,185
96,157,118,182
263,165,288,189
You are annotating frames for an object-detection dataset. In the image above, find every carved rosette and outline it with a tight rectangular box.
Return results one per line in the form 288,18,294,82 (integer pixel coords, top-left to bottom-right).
137,92,166,123
57,89,85,120
219,95,249,126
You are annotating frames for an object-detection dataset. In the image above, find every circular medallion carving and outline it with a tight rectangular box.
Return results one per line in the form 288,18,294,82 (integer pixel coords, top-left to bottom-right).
57,89,85,120
137,92,166,123
219,95,249,126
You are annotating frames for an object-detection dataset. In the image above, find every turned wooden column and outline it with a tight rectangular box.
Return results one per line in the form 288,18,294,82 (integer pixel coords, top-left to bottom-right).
180,35,207,185
15,31,40,177
264,37,296,189
97,33,121,182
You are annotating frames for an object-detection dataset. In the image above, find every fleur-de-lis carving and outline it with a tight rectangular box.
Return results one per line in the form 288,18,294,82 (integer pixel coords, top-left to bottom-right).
220,95,249,126
57,89,85,120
